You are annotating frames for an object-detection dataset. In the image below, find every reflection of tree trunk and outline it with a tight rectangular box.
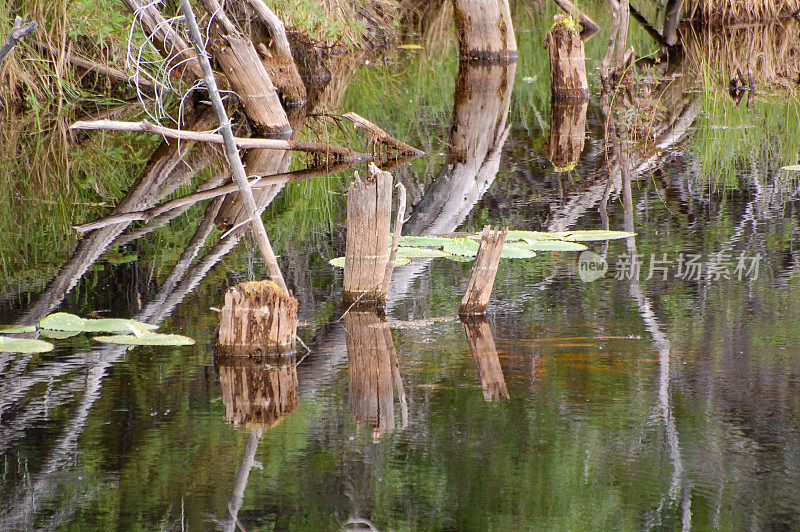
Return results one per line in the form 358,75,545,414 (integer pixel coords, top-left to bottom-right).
215,356,299,429
663,0,683,46
548,100,588,172
344,312,406,438
222,429,262,532
462,316,508,401
404,61,516,235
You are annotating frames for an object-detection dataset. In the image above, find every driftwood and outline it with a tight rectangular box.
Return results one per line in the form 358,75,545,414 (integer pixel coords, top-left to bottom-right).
459,226,507,315
69,119,368,162
343,164,394,306
200,0,291,136
0,16,37,66
552,0,601,40
218,281,299,355
452,0,517,61
545,16,590,101
215,355,298,427
341,112,425,158
179,0,287,293
462,316,509,401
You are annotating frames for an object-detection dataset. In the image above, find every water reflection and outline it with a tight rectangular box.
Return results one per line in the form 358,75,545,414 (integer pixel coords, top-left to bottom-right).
461,316,509,401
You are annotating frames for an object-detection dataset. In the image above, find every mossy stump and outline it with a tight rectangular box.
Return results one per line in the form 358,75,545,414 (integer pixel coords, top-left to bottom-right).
218,280,298,356
545,15,589,101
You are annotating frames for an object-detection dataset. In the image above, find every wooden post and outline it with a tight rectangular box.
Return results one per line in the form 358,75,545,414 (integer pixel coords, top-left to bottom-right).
461,316,509,401
545,15,590,101
345,311,406,439
217,281,299,355
548,100,588,172
343,163,394,306
452,0,517,61
215,355,298,428
459,226,507,316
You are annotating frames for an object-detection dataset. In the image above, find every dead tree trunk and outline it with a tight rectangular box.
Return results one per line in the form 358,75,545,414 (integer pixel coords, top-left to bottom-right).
462,316,509,401
452,0,517,61
215,355,298,428
546,16,590,100
459,226,507,315
343,164,394,306
345,311,406,438
217,280,299,355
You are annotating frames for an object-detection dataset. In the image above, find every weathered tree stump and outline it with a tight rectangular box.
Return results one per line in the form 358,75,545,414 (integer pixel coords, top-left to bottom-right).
545,15,589,101
453,0,517,61
344,311,406,439
343,163,394,306
548,100,588,173
459,226,507,316
215,355,298,428
461,316,509,401
218,280,298,355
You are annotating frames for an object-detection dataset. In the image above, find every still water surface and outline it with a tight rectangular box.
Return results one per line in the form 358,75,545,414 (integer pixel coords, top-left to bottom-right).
2,5,800,530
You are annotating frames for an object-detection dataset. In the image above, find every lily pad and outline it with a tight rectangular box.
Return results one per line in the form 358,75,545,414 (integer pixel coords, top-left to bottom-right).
329,256,411,268
40,329,81,339
521,240,588,252
0,336,54,354
93,332,195,346
40,312,158,333
443,238,535,258
0,325,36,334
558,230,635,242
396,247,451,258
502,230,564,242
398,235,451,248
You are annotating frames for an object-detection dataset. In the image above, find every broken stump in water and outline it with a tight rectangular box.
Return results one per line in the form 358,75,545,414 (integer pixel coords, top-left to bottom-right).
459,226,507,316
218,280,298,355
545,15,589,101
461,316,509,401
343,163,395,307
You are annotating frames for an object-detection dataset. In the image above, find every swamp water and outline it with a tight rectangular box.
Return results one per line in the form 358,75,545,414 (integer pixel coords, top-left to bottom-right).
2,5,800,530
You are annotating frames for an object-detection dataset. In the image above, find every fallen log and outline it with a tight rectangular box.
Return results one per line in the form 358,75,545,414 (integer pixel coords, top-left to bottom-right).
341,112,425,158
69,119,369,162
0,16,37,66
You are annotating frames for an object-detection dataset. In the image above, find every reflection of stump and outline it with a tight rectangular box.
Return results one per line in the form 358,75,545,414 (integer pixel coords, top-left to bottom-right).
345,311,405,438
218,280,298,355
460,226,507,316
545,16,589,101
343,164,393,306
462,316,509,401
548,100,588,173
216,355,298,428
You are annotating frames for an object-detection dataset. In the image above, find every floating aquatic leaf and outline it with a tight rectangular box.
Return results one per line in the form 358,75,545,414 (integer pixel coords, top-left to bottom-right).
329,256,410,268
0,336,54,353
444,255,474,262
783,165,800,171
501,244,536,259
504,230,564,242
93,332,195,346
443,238,480,256
39,329,81,339
558,230,635,242
0,325,36,334
521,240,588,252
40,312,158,333
396,247,450,258
398,235,451,248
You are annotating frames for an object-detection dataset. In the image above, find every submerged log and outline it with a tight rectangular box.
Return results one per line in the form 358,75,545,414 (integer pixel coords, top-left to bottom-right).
459,226,507,316
344,311,407,438
548,99,588,172
545,15,589,101
215,355,298,428
218,280,299,355
452,0,517,61
341,112,425,159
461,316,509,401
343,164,394,306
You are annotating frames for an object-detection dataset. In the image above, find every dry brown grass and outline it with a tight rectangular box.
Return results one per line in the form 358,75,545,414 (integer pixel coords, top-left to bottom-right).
683,0,800,23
